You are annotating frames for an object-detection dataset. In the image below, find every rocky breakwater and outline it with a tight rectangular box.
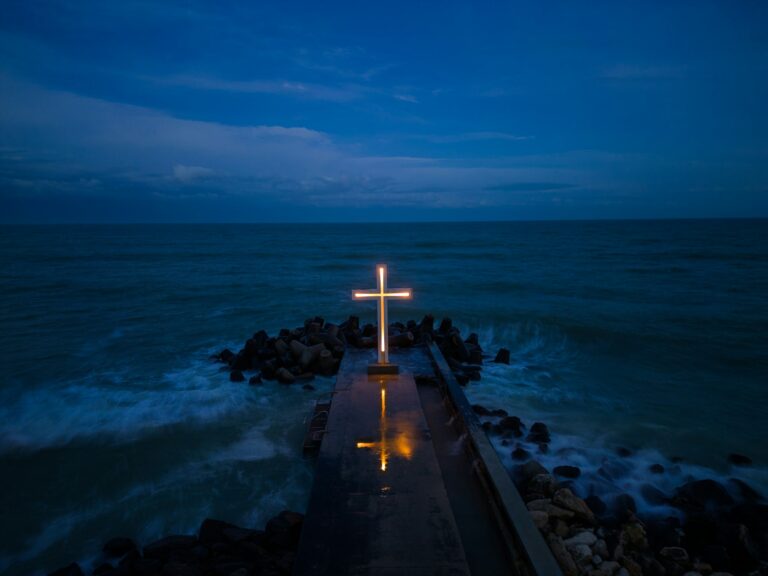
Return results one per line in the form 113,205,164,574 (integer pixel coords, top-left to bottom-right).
472,407,768,576
214,315,498,388
48,511,304,576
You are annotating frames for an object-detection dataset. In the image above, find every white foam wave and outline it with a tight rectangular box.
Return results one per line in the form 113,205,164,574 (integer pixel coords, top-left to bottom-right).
0,358,254,453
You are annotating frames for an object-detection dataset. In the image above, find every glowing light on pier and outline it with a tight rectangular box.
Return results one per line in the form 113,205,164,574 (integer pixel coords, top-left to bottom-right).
355,380,413,472
352,264,412,365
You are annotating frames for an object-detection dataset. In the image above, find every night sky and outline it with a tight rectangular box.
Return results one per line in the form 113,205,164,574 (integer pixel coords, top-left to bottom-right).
1,1,766,223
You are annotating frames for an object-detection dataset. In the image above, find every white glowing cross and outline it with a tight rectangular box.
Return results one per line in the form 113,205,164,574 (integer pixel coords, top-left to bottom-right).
352,264,412,365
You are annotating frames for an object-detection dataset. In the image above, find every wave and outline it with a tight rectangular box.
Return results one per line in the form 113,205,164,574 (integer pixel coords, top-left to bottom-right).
0,356,255,454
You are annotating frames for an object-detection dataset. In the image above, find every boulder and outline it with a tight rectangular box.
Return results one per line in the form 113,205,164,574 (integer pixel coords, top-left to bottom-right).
249,374,262,385
471,404,490,416
640,484,669,506
620,522,648,552
612,493,637,522
674,479,734,512
47,563,84,576
493,348,511,364
217,349,235,364
527,422,551,443
229,370,245,382
143,535,197,560
103,536,137,557
199,518,257,545
512,446,531,461
518,460,549,483
649,463,665,474
530,510,549,529
728,453,752,467
527,474,558,497
565,530,598,547
585,495,607,517
438,317,453,334
495,415,524,437
659,546,689,562
553,488,595,521
554,465,581,479
546,533,579,576
276,367,296,385
265,510,304,549
727,478,764,503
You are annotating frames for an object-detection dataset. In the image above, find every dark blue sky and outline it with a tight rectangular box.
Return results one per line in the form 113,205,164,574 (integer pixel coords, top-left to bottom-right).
1,1,766,222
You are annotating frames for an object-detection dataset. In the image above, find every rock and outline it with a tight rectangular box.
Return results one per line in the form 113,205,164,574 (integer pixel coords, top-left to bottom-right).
229,370,245,382
162,561,202,576
596,560,620,575
527,422,551,443
727,478,764,502
472,404,491,416
594,539,610,559
547,533,579,576
518,460,548,483
512,446,531,461
615,446,632,458
620,522,648,551
103,536,137,557
302,383,316,391
92,564,112,576
143,535,197,559
47,563,84,576
276,367,296,385
645,517,682,548
649,463,665,474
266,510,304,548
565,530,598,547
199,518,258,545
553,488,595,521
660,546,689,562
528,473,558,497
568,543,593,566
217,348,235,363
554,465,581,479
527,498,551,511
495,415,524,437
530,510,549,529
619,556,643,576
674,479,734,512
611,493,637,522
728,453,752,467
493,348,511,364
640,484,669,506
585,495,607,516
249,374,262,385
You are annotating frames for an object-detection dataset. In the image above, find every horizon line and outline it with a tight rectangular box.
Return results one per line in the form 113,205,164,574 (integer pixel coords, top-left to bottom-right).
1,216,767,226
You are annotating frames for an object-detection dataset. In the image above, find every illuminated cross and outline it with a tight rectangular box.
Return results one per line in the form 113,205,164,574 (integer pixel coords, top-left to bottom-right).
352,264,412,373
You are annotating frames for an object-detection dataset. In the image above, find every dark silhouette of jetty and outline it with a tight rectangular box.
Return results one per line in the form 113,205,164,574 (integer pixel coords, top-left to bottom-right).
294,344,561,576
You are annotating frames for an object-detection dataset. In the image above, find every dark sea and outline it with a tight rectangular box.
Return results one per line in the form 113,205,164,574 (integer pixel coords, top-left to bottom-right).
1,220,766,574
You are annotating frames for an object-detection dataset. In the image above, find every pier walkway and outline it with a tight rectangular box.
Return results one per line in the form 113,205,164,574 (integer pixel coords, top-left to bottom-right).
293,345,561,576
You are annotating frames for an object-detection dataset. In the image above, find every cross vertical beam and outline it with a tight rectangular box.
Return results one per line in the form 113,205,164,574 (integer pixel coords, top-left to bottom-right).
352,264,412,371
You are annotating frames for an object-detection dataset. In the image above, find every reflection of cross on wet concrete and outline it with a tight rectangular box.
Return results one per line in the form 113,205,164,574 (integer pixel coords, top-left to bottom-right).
352,264,411,374
355,380,414,472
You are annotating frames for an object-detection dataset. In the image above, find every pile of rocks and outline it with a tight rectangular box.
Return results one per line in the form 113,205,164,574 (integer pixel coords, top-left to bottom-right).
214,314,508,387
472,407,768,576
49,510,304,576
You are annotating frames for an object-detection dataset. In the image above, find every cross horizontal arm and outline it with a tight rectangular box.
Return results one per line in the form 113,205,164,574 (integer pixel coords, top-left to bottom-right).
352,290,412,299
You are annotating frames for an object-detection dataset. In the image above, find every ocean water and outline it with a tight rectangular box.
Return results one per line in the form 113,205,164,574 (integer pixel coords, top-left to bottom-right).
1,220,766,574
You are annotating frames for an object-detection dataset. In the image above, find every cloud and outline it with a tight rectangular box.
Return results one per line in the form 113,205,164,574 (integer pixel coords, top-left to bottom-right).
423,132,531,143
151,74,365,102
484,182,576,192
173,164,215,183
393,93,418,103
0,76,612,219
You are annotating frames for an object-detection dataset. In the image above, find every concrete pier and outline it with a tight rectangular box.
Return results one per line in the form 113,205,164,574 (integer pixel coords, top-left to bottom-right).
294,345,561,576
